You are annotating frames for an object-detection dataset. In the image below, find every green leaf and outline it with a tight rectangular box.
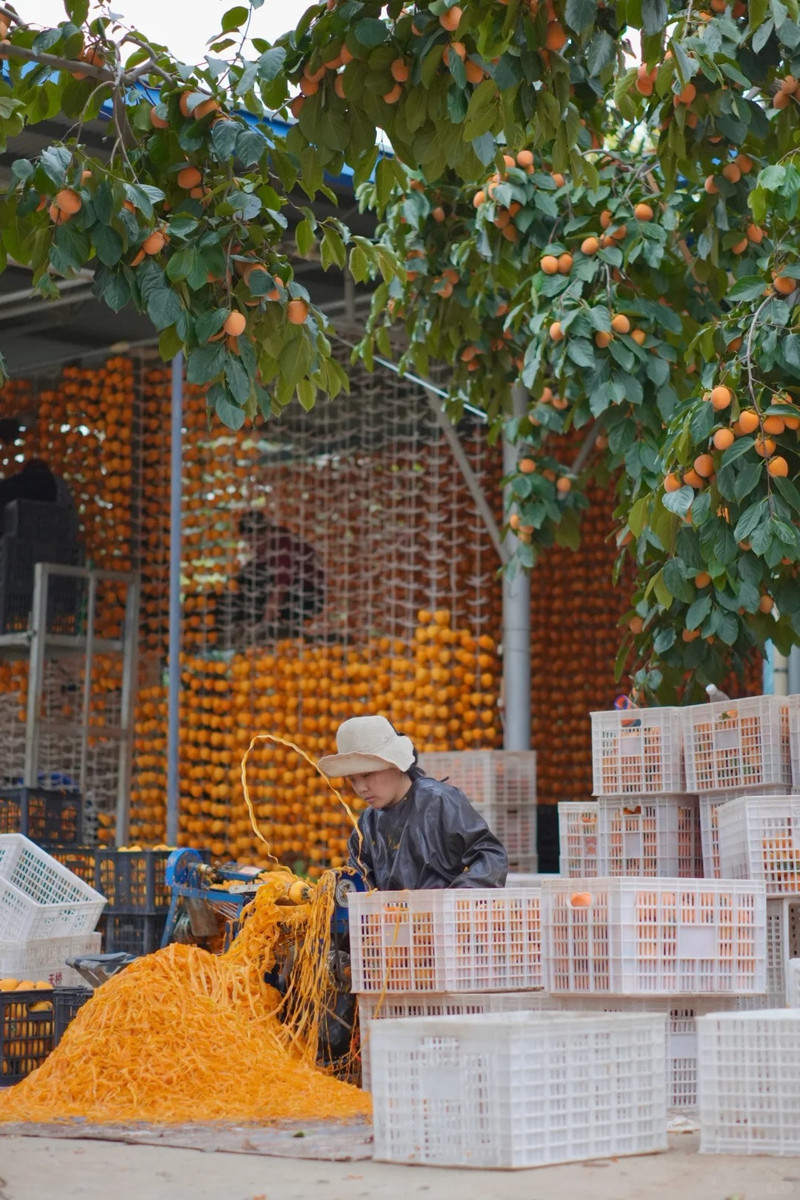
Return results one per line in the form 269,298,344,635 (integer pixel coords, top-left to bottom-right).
586,30,617,75
211,118,240,160
355,17,388,45
727,275,769,302
733,460,764,502
187,341,227,384
565,0,598,32
257,47,287,83
221,6,249,32
733,498,769,543
297,377,316,411
92,225,123,268
773,473,800,511
65,0,90,22
641,0,668,35
195,309,228,343
662,486,694,518
93,267,130,313
225,355,251,404
211,382,246,430
686,594,712,630
295,218,315,258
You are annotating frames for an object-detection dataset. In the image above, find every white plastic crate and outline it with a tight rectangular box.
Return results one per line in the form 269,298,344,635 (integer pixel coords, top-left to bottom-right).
358,990,559,1092
0,932,101,988
370,1010,669,1169
348,887,542,993
791,701,800,789
506,872,555,887
419,751,537,872
734,897,799,1011
542,877,766,996
598,794,702,877
558,802,599,877
698,1009,800,1155
700,787,793,878
788,959,800,1007
0,834,106,940
717,794,800,896
681,695,796,794
552,994,737,1112
591,707,683,797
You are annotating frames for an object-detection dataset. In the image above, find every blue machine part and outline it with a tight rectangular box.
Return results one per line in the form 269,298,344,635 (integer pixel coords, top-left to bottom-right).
162,848,368,950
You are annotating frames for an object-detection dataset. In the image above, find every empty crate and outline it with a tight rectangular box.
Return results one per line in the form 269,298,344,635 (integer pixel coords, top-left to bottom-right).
698,1010,800,1155
717,794,800,896
419,751,537,872
0,834,105,941
558,802,599,877
358,990,559,1091
370,1010,668,1169
591,707,683,796
598,794,702,877
551,994,737,1112
348,887,542,993
542,877,766,995
0,932,101,989
682,695,794,794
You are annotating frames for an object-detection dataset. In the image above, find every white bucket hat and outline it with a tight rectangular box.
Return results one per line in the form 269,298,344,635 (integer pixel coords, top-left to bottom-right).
317,715,415,777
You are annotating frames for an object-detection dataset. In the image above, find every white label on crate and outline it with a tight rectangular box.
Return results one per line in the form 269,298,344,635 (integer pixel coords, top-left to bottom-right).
420,1065,461,1102
623,832,643,858
670,1032,697,1058
713,728,739,750
382,922,411,948
620,730,644,756
677,926,717,958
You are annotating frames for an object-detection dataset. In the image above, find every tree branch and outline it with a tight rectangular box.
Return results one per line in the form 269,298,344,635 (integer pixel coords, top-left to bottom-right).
0,41,113,81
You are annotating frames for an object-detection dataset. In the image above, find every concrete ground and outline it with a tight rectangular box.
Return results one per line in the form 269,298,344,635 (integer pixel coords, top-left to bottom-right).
1,1129,799,1200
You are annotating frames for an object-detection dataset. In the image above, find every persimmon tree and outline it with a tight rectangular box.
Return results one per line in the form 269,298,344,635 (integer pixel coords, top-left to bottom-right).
1,0,800,697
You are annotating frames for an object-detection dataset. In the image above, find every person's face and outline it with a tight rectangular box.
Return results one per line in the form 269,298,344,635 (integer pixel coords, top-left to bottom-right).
347,766,409,810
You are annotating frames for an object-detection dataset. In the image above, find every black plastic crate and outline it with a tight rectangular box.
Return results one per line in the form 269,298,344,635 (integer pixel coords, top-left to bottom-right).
53,987,93,1045
100,913,167,956
536,804,560,874
3,499,79,541
0,534,84,635
94,849,173,913
0,988,55,1087
0,787,83,844
44,845,97,885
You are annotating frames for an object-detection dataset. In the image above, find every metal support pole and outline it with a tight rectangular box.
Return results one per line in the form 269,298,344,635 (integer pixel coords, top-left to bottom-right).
502,383,531,751
166,353,183,846
115,572,140,845
772,647,789,697
23,563,50,788
788,645,800,695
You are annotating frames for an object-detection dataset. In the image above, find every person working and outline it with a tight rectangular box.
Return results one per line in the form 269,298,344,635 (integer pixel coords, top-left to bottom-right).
217,511,325,642
318,715,508,890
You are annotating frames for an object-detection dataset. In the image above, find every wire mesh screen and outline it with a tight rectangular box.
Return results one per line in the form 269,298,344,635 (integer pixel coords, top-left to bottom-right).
130,348,503,868
0,349,764,872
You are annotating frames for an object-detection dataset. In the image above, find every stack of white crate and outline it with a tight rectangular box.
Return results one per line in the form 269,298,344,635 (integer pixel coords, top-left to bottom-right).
559,706,701,878
682,694,800,1009
350,884,550,1093
419,750,538,873
0,834,105,987
541,876,767,1112
352,886,670,1168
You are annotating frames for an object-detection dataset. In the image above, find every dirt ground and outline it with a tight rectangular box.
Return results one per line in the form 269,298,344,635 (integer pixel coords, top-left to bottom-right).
1,1127,799,1200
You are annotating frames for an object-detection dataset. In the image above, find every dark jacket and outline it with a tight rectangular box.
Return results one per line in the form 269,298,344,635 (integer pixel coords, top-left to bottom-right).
347,773,508,890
